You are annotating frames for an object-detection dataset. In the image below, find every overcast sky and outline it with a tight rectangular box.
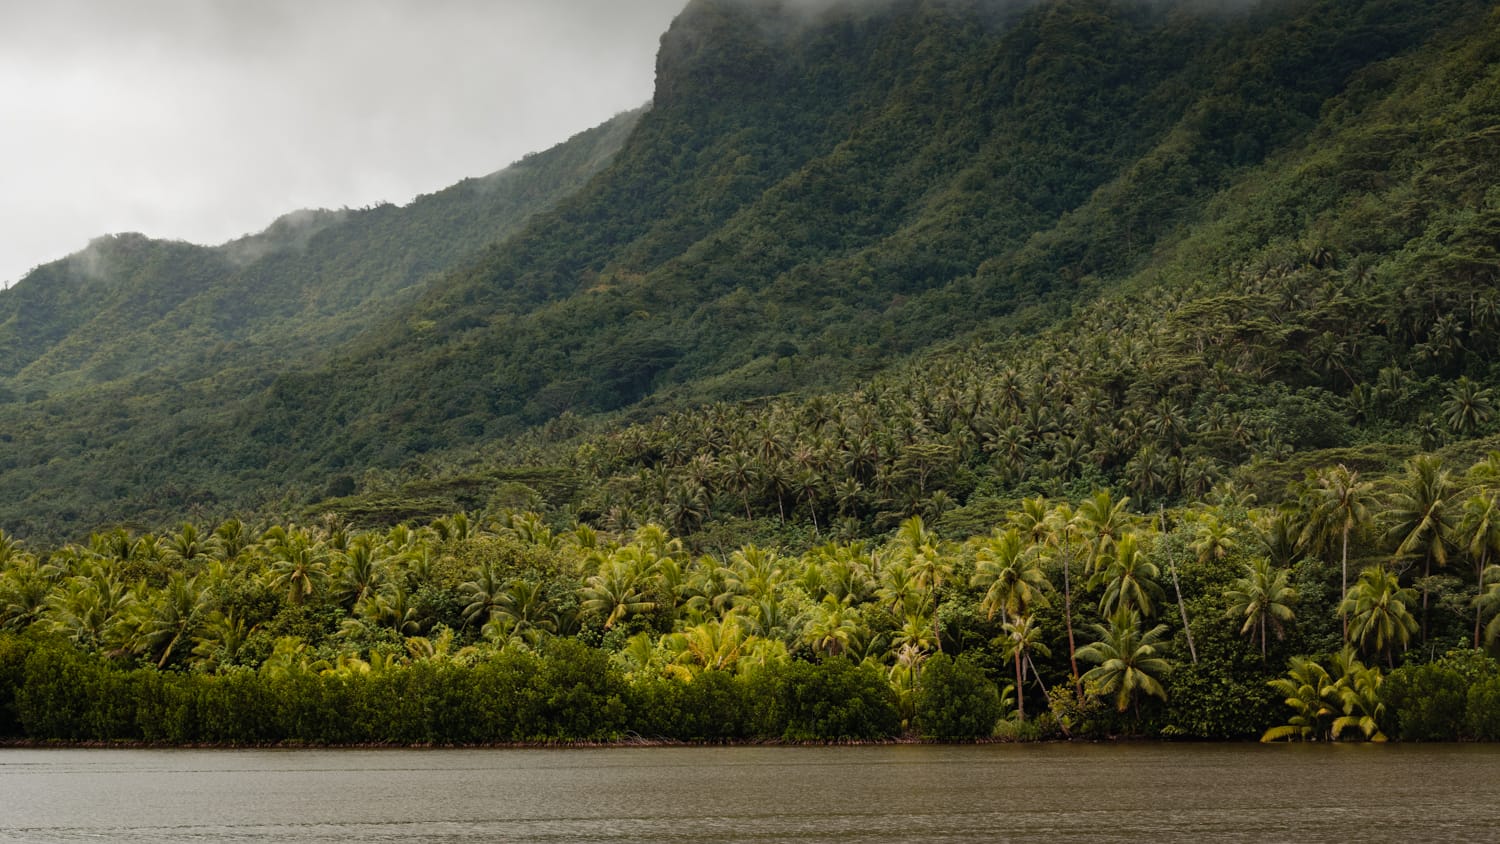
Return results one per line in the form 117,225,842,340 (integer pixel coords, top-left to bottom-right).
0,0,687,288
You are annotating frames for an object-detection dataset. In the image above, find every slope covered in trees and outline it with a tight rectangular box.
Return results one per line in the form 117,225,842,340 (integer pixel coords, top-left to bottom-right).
0,110,640,534
322,0,1500,541
15,0,1476,540
3,0,1500,744
247,0,1486,468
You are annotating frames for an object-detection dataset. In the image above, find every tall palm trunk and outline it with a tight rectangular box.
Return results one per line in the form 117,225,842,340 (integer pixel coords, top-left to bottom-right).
1422,553,1431,644
1476,555,1488,649
1162,509,1196,665
1062,548,1082,701
1341,523,1350,640
1014,648,1025,719
157,629,185,669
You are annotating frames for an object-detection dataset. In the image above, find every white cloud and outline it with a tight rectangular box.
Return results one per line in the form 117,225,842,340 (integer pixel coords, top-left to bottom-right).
0,0,686,287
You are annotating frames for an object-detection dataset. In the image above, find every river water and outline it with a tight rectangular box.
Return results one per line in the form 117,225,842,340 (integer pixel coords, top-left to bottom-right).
1,743,1495,842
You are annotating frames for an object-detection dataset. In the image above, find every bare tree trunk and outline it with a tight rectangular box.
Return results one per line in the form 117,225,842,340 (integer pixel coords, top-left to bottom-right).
1062,544,1082,701
1163,507,1197,665
1422,553,1432,645
1477,558,1486,649
1341,525,1350,641
1014,650,1025,719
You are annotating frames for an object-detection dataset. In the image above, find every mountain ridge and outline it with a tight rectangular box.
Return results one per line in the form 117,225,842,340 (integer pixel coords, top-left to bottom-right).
1,0,1497,539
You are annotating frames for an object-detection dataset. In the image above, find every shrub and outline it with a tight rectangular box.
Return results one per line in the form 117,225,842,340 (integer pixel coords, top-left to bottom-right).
915,653,1003,740
780,658,900,741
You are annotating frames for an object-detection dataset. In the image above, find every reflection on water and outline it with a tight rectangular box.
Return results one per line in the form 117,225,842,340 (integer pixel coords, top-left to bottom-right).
1,743,1496,842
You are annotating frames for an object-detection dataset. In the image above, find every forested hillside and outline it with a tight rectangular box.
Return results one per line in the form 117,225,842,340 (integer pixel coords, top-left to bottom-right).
5,0,1486,538
2,0,1500,744
0,109,640,533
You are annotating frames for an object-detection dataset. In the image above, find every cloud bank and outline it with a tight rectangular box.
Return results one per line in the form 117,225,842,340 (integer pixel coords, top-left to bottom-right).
0,0,685,287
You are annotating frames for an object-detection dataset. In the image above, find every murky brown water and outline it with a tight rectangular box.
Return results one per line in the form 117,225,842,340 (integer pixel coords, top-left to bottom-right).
1,743,1495,842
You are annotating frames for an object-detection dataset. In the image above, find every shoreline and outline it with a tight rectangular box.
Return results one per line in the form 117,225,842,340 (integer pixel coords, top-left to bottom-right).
0,735,1279,750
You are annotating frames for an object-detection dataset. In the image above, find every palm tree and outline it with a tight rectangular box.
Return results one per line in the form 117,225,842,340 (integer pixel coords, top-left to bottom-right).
970,527,1050,624
164,523,209,567
1341,565,1418,666
1478,566,1500,647
888,643,926,729
1188,513,1237,566
190,606,252,670
0,528,21,567
682,558,737,620
1073,490,1133,578
1384,455,1456,643
266,530,330,607
45,565,137,653
793,468,825,534
890,516,953,650
139,572,215,668
506,512,560,551
212,518,249,561
1252,507,1307,569
1002,613,1050,719
1077,608,1172,716
1223,558,1298,659
1041,501,1086,700
1299,464,1375,633
891,612,936,652
663,480,709,535
491,578,556,644
721,452,760,520
803,595,862,657
0,555,55,632
1332,657,1387,742
580,555,658,629
1455,491,1500,647
868,553,911,611
1262,656,1339,742
354,582,423,637
662,611,750,678
815,542,877,606
333,537,386,608
1442,377,1495,435
460,561,507,627
1096,532,1164,619
725,544,786,602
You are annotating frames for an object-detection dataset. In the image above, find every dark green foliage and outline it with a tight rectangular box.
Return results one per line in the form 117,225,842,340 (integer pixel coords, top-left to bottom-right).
914,653,1003,740
1383,650,1500,741
7,0,1498,539
0,633,35,736
0,112,640,538
524,639,627,741
16,644,137,741
779,657,901,741
628,671,750,741
1163,660,1280,740
6,0,1500,746
1464,674,1500,741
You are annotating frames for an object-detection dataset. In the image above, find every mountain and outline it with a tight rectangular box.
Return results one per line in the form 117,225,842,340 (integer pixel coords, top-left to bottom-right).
2,0,1499,539
0,109,640,394
0,110,640,534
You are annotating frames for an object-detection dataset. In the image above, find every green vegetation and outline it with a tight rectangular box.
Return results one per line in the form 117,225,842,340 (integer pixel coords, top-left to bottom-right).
0,110,640,534
3,447,1500,743
3,0,1500,742
5,0,1497,537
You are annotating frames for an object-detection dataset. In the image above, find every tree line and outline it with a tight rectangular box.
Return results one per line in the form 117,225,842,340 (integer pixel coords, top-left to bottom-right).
5,447,1500,743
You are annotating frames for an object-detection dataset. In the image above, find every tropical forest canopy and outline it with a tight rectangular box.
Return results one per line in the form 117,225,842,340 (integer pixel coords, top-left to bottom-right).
2,0,1500,742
